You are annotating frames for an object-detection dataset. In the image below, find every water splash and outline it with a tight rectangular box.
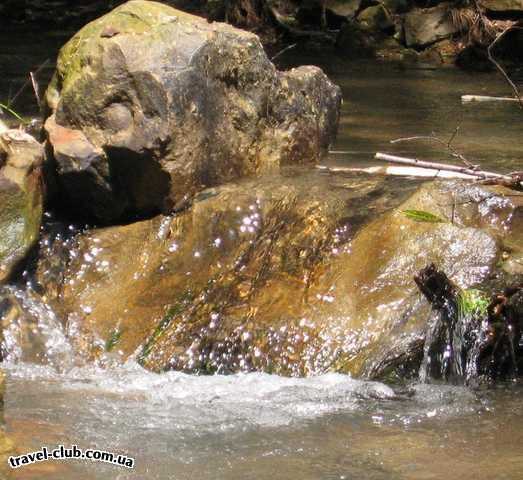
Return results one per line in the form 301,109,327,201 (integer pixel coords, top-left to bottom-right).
0,285,74,370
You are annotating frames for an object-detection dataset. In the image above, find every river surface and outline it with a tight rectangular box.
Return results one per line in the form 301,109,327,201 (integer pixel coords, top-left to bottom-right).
1,30,523,480
4,361,523,480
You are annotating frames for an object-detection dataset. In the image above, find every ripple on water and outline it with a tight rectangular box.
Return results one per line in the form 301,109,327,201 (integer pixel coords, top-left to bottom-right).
5,362,483,433
5,363,522,480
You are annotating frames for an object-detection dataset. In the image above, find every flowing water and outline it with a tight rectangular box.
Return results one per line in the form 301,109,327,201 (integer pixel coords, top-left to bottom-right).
1,31,523,480
5,360,523,480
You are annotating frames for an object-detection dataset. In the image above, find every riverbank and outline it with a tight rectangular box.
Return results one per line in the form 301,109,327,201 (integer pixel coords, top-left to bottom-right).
3,1,523,70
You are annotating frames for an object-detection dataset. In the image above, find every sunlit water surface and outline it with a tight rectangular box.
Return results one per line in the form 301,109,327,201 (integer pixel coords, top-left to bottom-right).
5,362,523,480
1,30,522,480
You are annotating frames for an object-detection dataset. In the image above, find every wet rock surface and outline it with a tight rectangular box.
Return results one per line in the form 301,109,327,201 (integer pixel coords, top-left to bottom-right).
31,176,520,378
36,172,353,371
0,130,44,284
44,0,341,223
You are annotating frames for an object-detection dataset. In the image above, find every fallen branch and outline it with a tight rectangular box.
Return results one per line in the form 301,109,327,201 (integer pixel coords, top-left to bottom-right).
462,95,520,104
375,152,513,181
317,164,478,180
7,59,50,108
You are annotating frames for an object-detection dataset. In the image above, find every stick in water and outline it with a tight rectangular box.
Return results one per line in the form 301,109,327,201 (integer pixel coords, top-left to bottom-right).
374,152,513,181
461,95,520,104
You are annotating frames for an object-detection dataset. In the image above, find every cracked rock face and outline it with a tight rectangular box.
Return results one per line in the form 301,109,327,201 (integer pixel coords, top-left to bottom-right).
44,0,342,223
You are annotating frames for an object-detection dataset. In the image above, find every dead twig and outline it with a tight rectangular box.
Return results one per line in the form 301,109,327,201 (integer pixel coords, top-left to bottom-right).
29,72,41,110
390,131,478,170
375,152,508,179
461,95,520,103
487,25,523,109
7,59,50,108
271,43,297,61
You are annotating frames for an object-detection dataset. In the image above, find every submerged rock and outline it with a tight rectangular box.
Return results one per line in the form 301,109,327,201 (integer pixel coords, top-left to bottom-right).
0,130,44,284
34,177,519,378
44,0,341,223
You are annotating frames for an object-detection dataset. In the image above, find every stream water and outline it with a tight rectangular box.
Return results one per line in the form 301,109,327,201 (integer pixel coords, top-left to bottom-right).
1,31,522,480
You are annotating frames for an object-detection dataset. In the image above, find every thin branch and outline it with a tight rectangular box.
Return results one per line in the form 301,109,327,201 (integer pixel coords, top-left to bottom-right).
7,59,50,108
462,94,520,103
30,72,41,110
390,133,478,169
271,43,297,61
447,125,459,149
487,25,523,109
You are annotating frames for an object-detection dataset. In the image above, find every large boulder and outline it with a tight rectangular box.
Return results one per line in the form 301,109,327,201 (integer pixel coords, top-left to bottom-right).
44,0,341,223
404,3,460,48
0,130,44,284
34,176,518,378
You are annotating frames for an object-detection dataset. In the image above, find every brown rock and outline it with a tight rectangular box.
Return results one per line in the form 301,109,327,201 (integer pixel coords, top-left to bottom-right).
45,0,342,223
